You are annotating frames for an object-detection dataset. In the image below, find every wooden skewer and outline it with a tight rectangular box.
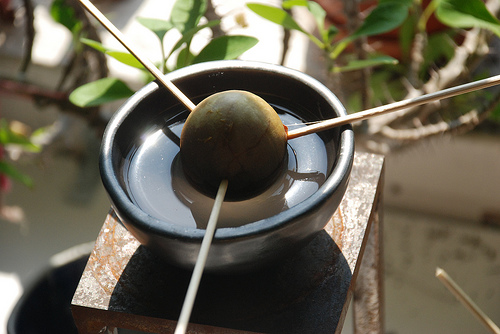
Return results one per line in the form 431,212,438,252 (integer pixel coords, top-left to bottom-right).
174,179,229,334
78,0,196,112
436,267,500,334
287,74,500,139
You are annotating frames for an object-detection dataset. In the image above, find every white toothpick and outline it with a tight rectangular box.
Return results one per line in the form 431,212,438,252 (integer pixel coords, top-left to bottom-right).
78,0,196,111
174,179,229,334
436,267,500,334
287,74,500,139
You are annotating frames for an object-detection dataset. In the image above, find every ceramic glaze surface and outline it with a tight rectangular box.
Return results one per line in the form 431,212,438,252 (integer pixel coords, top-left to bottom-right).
99,60,354,272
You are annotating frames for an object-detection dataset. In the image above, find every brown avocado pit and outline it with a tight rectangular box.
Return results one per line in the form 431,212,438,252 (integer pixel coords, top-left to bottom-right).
180,90,288,200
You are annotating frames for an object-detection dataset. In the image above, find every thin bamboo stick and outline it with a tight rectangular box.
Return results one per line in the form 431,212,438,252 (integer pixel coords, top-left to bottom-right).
287,74,500,139
436,267,500,334
78,0,196,111
174,180,229,334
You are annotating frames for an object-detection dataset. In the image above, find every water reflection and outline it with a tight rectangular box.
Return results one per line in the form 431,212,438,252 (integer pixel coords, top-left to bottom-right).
126,113,329,229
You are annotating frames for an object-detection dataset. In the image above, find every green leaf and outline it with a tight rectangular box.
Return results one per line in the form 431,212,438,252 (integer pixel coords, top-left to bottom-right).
81,39,144,69
399,13,418,59
170,0,207,33
192,35,258,64
307,1,327,34
0,120,40,152
247,3,306,33
136,17,173,42
333,56,398,73
282,0,308,8
69,78,135,107
330,1,409,58
0,161,33,188
282,0,325,29
283,0,327,38
176,47,195,69
352,2,409,39
50,0,81,33
422,32,455,72
327,25,339,43
105,51,144,69
81,38,107,53
435,0,500,37
169,20,221,56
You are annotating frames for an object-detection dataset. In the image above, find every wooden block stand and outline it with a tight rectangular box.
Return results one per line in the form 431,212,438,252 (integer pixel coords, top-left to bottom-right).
71,152,385,334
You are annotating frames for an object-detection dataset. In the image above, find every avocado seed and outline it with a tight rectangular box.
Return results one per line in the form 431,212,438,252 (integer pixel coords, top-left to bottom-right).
180,90,288,199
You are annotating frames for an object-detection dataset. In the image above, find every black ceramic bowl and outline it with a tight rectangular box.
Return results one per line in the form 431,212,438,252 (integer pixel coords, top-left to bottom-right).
100,60,354,273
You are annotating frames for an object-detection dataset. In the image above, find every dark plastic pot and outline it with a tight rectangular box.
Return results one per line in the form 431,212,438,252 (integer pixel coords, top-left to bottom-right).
7,249,90,334
99,60,354,273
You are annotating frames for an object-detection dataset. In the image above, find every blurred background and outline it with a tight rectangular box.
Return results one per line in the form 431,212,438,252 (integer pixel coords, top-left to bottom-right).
1,0,500,333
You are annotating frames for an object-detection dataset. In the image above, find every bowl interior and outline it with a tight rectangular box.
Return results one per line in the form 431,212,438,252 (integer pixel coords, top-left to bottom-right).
101,61,353,243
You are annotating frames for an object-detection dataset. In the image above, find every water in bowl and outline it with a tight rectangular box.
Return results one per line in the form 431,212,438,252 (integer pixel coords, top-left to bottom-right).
124,104,330,229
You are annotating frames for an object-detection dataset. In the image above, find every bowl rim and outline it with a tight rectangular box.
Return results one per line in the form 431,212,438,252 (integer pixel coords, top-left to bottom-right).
100,60,354,241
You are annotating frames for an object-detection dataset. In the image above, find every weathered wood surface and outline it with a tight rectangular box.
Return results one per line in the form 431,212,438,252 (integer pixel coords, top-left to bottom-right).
71,151,385,334
353,166,385,334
